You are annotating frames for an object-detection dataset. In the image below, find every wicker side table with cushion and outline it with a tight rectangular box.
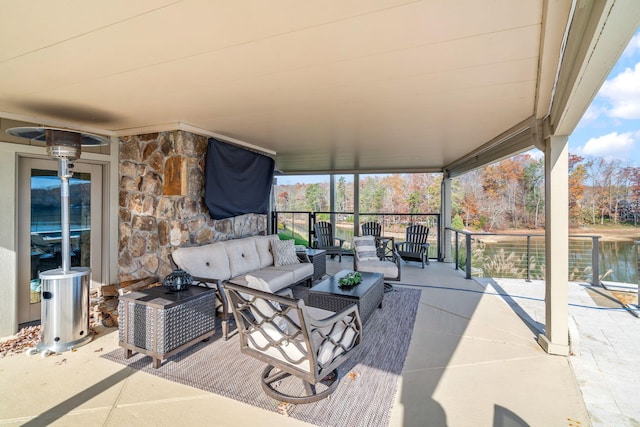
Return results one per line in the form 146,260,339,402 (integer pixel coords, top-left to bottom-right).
307,270,384,324
118,286,216,368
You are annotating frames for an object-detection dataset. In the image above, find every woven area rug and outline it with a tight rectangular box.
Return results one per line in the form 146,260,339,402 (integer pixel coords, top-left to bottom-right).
103,288,420,427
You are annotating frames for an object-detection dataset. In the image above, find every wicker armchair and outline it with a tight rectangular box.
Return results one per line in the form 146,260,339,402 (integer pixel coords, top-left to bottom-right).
352,235,401,282
223,279,362,403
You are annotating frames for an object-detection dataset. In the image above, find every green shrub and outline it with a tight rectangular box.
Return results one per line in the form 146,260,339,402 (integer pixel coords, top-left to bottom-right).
451,214,464,230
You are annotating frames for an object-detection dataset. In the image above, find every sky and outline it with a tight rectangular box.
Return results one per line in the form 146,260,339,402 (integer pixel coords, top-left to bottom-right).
569,30,640,165
278,30,640,186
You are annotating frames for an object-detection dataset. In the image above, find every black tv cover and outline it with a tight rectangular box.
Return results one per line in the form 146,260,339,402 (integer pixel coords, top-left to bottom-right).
204,138,275,220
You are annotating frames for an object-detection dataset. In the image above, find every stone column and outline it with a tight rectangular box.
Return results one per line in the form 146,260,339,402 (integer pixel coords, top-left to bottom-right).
118,131,267,283
538,134,569,356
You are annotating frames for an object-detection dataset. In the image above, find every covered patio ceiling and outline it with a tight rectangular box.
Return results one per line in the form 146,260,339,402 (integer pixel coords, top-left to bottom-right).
0,1,638,174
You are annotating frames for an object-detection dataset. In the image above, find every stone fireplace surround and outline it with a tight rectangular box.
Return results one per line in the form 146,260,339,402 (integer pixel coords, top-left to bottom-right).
118,130,267,283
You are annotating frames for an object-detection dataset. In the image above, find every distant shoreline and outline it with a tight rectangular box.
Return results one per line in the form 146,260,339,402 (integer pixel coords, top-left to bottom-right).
482,226,640,242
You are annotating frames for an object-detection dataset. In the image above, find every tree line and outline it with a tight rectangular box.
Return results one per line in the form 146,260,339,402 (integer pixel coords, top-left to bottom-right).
274,153,640,230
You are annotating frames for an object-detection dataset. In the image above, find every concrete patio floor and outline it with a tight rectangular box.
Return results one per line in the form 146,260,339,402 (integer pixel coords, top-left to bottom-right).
1,258,616,426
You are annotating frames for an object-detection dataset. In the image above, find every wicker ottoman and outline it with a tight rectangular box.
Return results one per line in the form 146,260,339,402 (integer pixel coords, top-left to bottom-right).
118,286,216,368
308,270,384,324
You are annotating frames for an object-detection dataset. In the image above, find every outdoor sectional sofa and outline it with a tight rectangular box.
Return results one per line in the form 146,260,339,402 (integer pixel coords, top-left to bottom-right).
171,234,314,338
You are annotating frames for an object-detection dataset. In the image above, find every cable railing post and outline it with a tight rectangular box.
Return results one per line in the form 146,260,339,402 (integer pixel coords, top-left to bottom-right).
436,214,441,261
526,235,531,282
592,236,600,286
454,230,459,271
290,212,295,240
465,233,472,279
271,211,277,235
309,212,315,248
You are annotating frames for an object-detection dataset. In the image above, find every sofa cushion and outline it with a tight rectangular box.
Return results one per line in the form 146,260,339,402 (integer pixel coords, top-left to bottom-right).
254,235,280,268
271,239,300,266
268,263,314,283
171,242,231,280
226,238,261,278
232,268,295,293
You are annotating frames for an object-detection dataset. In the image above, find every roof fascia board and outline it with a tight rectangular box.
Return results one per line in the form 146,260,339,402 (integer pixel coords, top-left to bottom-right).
535,0,574,119
549,0,640,135
444,116,539,177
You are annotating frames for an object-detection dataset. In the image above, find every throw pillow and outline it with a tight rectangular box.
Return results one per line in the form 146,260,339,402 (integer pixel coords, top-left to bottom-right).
271,239,300,266
353,235,379,261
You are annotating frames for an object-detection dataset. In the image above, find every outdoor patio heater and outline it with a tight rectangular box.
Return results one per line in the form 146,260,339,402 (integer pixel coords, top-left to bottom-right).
7,127,111,355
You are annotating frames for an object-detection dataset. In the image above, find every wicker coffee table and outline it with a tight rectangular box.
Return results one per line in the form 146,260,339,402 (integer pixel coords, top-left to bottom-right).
307,270,384,324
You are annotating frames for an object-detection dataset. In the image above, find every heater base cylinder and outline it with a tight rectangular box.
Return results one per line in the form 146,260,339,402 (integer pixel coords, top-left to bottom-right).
38,267,93,353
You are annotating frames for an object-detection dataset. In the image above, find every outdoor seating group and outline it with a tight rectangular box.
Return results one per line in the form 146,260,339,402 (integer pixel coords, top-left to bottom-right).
165,223,430,403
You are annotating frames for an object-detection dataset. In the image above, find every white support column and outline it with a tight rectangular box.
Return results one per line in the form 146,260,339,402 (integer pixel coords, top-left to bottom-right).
441,173,453,262
353,173,360,236
329,174,336,225
538,135,570,356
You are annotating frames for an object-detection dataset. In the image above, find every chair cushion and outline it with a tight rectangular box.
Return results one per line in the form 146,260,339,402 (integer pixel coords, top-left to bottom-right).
271,239,300,266
304,305,359,368
356,260,398,279
245,275,287,332
353,235,378,261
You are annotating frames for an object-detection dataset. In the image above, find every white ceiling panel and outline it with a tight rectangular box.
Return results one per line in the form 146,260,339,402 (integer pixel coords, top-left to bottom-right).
0,0,637,173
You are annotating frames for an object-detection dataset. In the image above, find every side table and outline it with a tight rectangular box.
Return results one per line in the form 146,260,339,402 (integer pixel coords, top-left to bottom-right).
118,286,216,368
298,248,326,281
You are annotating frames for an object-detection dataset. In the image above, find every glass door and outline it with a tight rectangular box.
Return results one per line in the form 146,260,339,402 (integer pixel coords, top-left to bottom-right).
18,157,103,324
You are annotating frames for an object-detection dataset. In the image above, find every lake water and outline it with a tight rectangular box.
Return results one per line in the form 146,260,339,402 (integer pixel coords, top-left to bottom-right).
277,218,639,284
478,238,639,284
334,227,638,284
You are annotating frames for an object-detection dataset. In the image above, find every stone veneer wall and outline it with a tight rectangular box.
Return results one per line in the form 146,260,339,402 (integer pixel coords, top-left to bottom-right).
118,130,267,283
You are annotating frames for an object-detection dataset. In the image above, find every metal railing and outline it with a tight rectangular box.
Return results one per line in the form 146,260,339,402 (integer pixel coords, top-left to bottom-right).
272,211,440,260
448,228,604,285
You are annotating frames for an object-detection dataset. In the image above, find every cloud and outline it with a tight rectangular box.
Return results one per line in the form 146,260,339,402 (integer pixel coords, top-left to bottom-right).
622,32,640,57
576,103,604,126
599,63,640,119
574,131,636,161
